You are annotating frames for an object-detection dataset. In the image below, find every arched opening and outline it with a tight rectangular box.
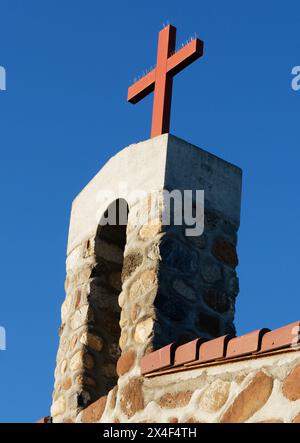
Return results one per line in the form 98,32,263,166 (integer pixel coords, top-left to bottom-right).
88,199,128,400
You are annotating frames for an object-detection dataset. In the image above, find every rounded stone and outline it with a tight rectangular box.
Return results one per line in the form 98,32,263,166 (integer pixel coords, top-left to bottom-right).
221,371,273,423
129,270,157,300
155,289,189,322
63,378,72,391
203,288,231,314
201,260,222,283
70,351,82,372
198,379,230,412
80,332,103,352
120,378,144,418
158,391,193,409
282,365,300,401
134,318,153,344
116,350,135,376
81,395,108,423
160,237,199,274
212,238,238,268
173,279,196,302
60,359,68,375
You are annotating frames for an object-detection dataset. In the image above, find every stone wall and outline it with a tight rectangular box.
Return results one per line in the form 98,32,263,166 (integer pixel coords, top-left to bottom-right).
51,135,242,422
78,349,300,423
51,200,127,421
51,191,240,422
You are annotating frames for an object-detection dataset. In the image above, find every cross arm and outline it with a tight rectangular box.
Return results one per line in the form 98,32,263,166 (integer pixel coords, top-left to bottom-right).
166,38,204,77
127,69,156,104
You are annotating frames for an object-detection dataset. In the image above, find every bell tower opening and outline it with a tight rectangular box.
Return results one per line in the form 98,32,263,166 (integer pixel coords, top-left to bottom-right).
88,199,128,399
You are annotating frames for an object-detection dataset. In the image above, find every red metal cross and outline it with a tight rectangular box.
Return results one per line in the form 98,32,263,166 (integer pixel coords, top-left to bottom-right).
127,25,204,138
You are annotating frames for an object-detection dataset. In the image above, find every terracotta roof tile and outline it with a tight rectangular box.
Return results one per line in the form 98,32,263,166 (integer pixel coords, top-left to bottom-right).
226,328,269,358
186,334,234,366
140,320,300,377
140,343,176,375
174,337,206,366
260,321,300,353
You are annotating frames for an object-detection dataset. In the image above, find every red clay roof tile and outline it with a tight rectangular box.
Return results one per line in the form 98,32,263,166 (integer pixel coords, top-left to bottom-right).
174,337,206,366
260,321,300,353
140,343,176,375
185,334,234,366
226,328,270,358
140,320,300,376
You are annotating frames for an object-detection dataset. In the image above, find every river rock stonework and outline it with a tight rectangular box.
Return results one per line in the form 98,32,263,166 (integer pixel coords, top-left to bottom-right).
51,135,243,422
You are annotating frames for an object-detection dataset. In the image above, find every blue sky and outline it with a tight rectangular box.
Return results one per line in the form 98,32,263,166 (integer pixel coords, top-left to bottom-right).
0,0,299,422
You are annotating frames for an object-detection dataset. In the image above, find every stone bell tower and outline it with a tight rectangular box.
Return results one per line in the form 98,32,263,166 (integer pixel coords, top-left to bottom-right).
50,134,242,422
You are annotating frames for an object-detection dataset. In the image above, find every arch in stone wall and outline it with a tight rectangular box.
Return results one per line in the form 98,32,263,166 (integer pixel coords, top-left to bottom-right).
87,199,128,399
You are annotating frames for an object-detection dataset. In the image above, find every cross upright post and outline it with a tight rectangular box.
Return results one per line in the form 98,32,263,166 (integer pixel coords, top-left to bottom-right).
127,25,204,138
151,25,176,138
